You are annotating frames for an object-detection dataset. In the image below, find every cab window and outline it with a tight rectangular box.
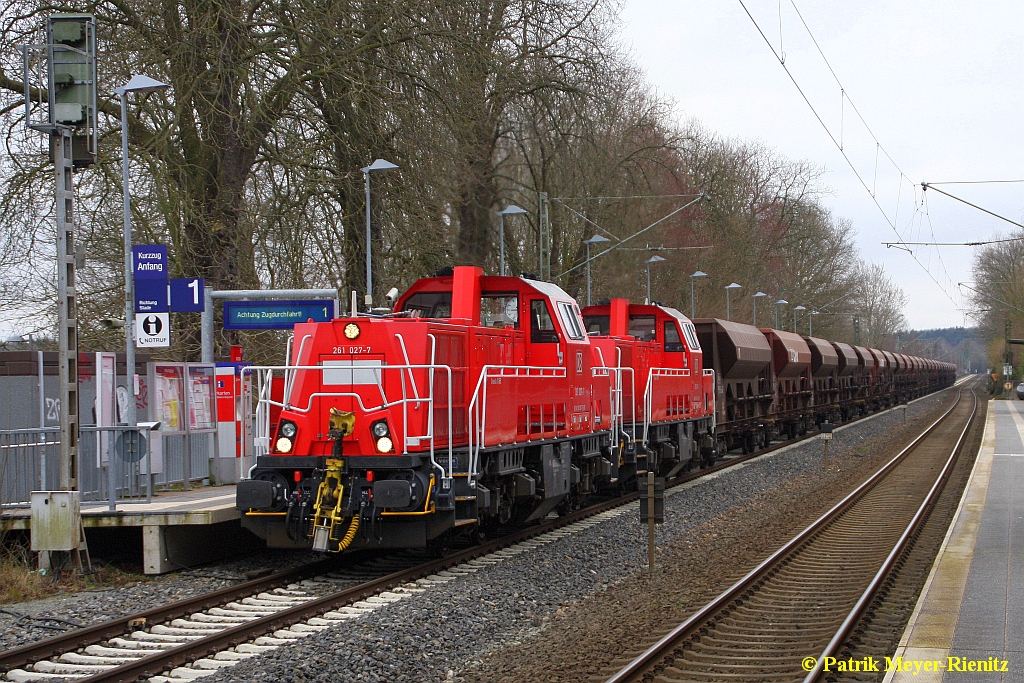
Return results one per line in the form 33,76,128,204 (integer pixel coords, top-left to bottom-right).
583,315,609,335
480,294,519,328
530,300,559,343
557,301,586,340
628,315,656,342
682,323,701,351
664,321,684,353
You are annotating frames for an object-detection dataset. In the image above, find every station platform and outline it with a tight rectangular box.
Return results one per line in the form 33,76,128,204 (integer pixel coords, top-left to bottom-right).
886,400,1024,682
0,486,253,575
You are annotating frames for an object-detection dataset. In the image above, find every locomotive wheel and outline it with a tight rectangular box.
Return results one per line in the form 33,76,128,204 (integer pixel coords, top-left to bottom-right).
467,523,487,545
429,530,455,558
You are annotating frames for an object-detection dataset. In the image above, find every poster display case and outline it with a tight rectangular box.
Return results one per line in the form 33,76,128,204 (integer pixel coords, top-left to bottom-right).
148,362,218,487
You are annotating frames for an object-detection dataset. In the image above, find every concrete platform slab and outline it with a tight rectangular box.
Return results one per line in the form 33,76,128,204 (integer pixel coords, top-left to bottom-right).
1,485,252,574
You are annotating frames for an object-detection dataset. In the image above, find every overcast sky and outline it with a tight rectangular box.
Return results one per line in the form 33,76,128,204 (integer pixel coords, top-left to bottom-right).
619,0,1024,330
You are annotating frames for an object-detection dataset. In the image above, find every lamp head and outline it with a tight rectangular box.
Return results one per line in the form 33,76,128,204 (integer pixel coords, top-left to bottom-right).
585,234,611,244
754,291,767,298
794,305,807,311
725,282,742,290
775,299,788,306
115,74,169,96
690,270,707,278
499,204,528,216
646,255,667,264
361,158,400,173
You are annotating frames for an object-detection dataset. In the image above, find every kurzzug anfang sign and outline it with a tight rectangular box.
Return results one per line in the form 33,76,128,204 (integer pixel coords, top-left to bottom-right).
132,245,167,280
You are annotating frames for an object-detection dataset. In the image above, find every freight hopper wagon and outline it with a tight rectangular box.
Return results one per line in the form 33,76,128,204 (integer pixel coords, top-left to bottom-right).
237,267,714,553
692,319,774,454
693,319,956,455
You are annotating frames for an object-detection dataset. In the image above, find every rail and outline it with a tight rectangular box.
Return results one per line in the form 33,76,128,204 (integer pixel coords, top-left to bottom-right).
466,365,567,480
802,388,978,682
605,385,973,683
243,363,455,481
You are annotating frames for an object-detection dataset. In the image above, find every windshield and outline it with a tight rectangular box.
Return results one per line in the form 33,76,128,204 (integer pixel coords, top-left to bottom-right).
400,291,452,318
583,315,609,336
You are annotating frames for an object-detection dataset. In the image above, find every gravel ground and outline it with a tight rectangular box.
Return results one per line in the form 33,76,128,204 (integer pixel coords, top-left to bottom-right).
196,387,959,683
0,548,322,653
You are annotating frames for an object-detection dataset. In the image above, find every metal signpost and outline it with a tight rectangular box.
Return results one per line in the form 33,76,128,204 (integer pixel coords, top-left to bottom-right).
820,422,833,469
639,471,664,578
201,289,340,363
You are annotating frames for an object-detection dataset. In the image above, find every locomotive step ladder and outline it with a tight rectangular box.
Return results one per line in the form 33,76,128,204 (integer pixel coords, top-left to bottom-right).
451,472,479,526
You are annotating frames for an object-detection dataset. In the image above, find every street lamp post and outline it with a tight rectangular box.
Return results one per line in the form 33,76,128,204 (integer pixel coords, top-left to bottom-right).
646,256,666,304
753,292,767,327
793,305,806,333
360,158,399,310
497,204,528,277
584,234,611,305
115,75,169,436
725,283,742,321
775,299,788,329
689,271,707,318
809,310,819,336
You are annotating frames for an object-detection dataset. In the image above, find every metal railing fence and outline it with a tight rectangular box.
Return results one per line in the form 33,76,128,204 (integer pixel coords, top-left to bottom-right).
1,426,213,510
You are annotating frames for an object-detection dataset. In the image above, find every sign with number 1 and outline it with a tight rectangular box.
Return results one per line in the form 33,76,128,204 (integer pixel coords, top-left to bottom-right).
170,278,205,312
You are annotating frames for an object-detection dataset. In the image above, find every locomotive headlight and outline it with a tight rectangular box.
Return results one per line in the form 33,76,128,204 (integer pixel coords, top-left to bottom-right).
279,421,297,438
276,436,294,453
375,436,394,453
372,421,390,438
344,323,360,339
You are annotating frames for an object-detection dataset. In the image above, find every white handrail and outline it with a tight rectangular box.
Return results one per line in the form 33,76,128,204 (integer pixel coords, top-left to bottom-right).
242,363,455,480
394,333,422,407
466,364,567,478
642,367,699,441
284,334,312,408
615,347,638,442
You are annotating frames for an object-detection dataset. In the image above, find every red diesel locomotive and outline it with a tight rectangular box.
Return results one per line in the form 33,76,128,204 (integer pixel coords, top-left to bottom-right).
236,265,955,553
237,266,715,552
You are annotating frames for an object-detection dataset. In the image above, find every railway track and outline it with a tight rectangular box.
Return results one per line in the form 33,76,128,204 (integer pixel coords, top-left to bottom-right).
0,393,944,683
603,383,978,683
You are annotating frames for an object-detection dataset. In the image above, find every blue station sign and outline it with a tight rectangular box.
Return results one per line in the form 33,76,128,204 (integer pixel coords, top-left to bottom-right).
223,300,335,330
135,279,168,313
170,277,205,312
132,245,167,280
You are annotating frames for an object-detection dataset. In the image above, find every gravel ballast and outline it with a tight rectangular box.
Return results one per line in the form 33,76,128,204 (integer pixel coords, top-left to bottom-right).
194,387,959,683
0,549,322,653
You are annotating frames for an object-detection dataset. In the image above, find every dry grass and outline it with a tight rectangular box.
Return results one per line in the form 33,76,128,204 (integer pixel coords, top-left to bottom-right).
0,533,146,605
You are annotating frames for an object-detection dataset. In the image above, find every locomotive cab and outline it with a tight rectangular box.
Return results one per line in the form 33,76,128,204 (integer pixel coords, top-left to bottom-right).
582,300,715,473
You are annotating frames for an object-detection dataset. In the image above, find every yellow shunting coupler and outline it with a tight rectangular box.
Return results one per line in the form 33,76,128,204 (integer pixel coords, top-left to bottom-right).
310,409,359,552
